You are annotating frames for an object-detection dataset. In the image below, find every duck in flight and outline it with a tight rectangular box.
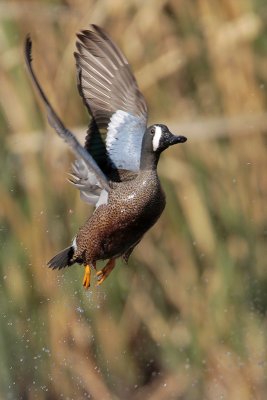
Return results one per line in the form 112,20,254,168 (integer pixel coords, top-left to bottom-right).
24,25,187,288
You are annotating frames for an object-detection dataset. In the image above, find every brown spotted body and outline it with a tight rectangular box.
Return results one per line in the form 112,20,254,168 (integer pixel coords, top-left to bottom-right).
75,169,166,264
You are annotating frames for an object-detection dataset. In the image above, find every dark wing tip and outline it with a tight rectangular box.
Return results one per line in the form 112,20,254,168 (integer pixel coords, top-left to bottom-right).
24,34,33,64
91,24,105,36
76,30,92,44
75,25,107,47
76,32,85,41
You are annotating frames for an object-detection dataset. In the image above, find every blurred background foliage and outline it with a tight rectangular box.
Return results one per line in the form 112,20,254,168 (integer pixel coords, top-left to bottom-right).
0,0,267,399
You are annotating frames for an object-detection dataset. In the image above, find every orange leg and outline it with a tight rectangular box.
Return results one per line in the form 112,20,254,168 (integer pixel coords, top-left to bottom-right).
82,265,91,289
96,259,116,286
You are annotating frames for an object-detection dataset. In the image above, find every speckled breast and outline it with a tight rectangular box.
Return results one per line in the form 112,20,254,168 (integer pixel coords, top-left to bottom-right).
76,170,166,262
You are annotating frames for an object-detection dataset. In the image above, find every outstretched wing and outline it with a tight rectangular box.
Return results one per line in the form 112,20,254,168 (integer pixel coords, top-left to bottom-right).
75,25,148,175
24,35,111,207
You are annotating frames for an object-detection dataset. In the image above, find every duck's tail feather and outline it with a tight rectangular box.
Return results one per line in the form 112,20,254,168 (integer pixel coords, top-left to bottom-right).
47,246,75,270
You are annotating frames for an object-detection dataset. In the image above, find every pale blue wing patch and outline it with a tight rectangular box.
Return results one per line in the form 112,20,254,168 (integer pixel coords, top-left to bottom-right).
106,110,147,171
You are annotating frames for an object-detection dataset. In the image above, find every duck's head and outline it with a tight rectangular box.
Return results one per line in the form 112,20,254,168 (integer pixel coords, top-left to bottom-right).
149,124,187,153
140,124,187,169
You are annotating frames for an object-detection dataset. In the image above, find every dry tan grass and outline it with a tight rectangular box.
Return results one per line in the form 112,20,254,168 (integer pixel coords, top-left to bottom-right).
0,0,267,399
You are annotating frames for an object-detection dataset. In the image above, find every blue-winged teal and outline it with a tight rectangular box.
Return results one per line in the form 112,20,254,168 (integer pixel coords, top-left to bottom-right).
25,25,187,288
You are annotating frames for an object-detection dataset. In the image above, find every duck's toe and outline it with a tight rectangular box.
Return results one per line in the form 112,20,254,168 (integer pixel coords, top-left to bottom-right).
96,259,116,286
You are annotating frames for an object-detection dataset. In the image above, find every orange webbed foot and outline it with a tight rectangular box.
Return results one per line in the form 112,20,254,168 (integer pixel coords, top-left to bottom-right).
96,259,116,286
82,265,91,289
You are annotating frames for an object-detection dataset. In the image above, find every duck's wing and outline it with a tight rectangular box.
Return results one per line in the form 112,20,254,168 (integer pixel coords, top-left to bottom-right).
74,25,148,176
24,36,111,208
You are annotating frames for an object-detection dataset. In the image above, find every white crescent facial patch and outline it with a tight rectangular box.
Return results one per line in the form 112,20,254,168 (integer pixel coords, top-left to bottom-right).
152,125,162,151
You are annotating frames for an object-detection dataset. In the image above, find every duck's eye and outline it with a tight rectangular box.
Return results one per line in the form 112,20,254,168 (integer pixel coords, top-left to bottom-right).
150,128,155,134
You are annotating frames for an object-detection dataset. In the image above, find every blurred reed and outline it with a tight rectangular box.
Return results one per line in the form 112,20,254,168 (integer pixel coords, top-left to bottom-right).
0,0,267,399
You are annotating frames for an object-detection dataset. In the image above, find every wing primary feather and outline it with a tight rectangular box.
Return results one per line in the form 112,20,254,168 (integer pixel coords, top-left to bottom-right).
81,69,111,91
76,42,115,78
75,52,113,84
77,31,120,70
24,35,110,193
75,25,148,174
91,25,129,65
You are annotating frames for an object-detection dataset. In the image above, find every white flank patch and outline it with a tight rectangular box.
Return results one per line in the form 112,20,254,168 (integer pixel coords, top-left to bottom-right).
96,189,109,208
72,237,77,251
152,126,162,151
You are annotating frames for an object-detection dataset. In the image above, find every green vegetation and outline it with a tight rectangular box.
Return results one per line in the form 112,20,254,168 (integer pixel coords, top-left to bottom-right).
0,1,266,398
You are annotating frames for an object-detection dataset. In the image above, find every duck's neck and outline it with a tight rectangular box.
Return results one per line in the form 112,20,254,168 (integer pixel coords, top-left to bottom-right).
140,150,160,171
